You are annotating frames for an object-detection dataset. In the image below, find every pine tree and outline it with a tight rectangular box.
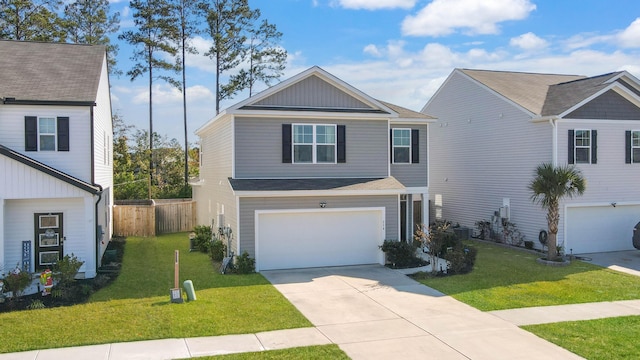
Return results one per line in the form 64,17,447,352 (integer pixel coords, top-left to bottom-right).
0,0,65,41
119,0,181,199
63,0,121,77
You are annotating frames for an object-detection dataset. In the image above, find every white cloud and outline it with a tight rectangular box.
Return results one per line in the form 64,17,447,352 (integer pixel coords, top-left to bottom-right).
618,18,640,48
510,32,548,51
363,44,382,57
334,0,416,10
131,84,214,105
402,0,536,37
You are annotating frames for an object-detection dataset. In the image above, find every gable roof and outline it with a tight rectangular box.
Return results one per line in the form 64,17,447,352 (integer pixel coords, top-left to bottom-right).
0,40,106,104
541,72,624,116
460,69,585,115
378,100,435,121
0,144,101,194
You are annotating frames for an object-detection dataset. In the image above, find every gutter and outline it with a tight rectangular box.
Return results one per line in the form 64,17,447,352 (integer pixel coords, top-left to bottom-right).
548,117,559,166
94,184,104,272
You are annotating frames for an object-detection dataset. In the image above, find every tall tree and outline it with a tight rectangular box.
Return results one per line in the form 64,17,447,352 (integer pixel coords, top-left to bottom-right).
119,0,181,199
63,0,121,77
175,0,203,185
529,163,586,261
203,0,258,114
229,17,287,96
0,0,65,41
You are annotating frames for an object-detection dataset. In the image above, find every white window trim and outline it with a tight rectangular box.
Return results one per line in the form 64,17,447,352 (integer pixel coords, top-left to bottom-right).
632,130,640,164
292,124,337,164
574,129,591,164
38,116,57,151
392,128,411,164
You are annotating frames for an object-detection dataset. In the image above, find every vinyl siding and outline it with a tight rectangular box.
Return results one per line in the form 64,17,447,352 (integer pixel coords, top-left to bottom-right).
390,124,428,187
566,90,640,120
254,75,372,109
238,195,399,258
4,197,94,275
193,116,238,252
0,104,92,182
424,70,550,246
235,117,388,178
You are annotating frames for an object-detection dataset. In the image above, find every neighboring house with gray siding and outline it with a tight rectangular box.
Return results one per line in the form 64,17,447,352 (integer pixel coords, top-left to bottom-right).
0,40,113,283
193,66,435,271
423,68,640,254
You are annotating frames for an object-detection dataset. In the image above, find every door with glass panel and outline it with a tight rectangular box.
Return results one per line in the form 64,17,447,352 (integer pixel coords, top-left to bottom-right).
34,213,63,270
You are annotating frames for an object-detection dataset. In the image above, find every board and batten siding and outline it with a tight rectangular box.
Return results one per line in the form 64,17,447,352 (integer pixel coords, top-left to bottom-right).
0,104,92,182
424,70,550,245
4,197,95,276
238,195,398,259
555,119,640,246
193,116,238,253
254,75,372,109
234,117,388,178
390,124,428,187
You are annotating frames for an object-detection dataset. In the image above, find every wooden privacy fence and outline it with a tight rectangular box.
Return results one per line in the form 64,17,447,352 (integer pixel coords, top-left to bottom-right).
113,199,196,237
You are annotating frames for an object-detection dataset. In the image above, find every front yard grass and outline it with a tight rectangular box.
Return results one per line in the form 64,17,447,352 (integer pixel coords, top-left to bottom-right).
0,233,311,354
414,240,640,311
191,345,350,359
523,316,640,360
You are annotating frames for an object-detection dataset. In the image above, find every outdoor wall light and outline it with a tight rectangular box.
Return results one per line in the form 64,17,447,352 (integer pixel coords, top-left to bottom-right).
611,202,617,208
320,202,327,208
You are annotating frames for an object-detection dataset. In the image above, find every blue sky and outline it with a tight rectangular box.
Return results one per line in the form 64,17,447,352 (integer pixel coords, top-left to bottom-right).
108,0,640,141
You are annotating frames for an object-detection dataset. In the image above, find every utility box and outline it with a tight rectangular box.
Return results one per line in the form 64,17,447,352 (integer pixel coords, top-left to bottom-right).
633,221,640,250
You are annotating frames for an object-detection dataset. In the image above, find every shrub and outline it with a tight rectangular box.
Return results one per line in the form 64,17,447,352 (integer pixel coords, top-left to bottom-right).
380,239,425,268
210,239,226,262
524,240,534,250
475,220,492,240
234,251,255,274
444,244,477,275
192,225,213,253
3,267,32,298
501,219,525,246
27,299,45,310
54,253,84,286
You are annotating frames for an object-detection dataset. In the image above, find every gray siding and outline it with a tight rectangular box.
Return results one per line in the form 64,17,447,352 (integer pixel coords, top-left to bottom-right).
255,75,372,109
424,71,550,246
193,117,238,253
390,124,428,187
238,195,399,258
235,117,388,178
566,90,640,120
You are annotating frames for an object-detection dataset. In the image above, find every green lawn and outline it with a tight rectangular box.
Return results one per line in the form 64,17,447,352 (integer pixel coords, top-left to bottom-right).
0,233,311,354
523,316,640,360
414,240,640,311
189,345,350,359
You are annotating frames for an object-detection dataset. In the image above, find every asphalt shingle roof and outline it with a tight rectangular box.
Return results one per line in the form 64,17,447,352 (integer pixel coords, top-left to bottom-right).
0,40,106,103
378,100,436,120
228,177,405,192
541,72,623,116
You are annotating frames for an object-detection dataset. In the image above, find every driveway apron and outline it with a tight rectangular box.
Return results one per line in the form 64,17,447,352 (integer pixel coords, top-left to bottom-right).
262,265,583,360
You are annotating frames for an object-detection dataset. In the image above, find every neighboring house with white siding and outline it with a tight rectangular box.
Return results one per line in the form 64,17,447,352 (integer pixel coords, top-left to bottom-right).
0,40,113,281
192,66,435,271
423,68,640,254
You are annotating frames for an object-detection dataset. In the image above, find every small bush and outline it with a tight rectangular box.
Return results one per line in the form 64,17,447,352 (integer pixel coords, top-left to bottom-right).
210,240,226,262
193,225,213,253
475,220,492,240
524,240,534,250
27,299,45,310
3,267,32,298
54,253,84,286
380,240,425,268
234,251,255,274
444,245,477,274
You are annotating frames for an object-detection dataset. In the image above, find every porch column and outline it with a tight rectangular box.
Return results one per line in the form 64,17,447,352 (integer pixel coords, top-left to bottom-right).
85,196,97,278
422,192,429,228
0,199,4,269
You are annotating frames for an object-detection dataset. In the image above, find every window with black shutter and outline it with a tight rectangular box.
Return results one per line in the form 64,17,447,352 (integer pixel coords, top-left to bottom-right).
628,130,640,164
391,128,419,164
569,129,596,164
25,116,38,151
24,116,70,152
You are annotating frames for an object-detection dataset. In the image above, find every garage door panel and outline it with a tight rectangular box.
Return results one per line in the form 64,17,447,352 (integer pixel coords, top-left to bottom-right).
567,205,640,254
257,209,384,270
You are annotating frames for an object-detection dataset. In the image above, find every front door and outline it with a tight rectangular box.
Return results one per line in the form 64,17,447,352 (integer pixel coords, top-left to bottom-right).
34,213,63,270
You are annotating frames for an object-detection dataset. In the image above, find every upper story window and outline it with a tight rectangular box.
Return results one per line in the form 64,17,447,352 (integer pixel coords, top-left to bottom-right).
293,124,336,164
625,130,640,164
39,117,56,151
568,129,597,164
25,116,70,152
391,128,419,164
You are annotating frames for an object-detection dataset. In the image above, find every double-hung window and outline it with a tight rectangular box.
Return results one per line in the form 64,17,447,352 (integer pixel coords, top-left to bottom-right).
633,131,640,163
574,129,591,164
39,117,57,151
392,128,411,164
293,124,336,164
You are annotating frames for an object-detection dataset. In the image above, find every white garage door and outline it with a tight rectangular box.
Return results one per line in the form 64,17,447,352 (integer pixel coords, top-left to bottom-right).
256,208,385,271
566,205,640,254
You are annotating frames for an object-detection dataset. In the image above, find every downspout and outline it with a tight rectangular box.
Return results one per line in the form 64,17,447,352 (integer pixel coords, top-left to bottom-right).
549,117,558,166
94,185,103,272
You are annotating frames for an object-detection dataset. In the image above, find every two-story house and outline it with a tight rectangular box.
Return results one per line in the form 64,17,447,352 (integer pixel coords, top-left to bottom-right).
423,69,640,254
0,40,113,280
193,66,435,271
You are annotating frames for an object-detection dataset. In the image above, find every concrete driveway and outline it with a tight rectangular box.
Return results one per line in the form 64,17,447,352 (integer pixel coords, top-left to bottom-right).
262,265,582,360
579,250,640,276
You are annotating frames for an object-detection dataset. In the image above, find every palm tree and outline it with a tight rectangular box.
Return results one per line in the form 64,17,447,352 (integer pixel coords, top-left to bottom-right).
529,163,586,261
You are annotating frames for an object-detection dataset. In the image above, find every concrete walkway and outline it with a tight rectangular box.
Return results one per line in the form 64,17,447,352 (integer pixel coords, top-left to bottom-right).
1,264,639,360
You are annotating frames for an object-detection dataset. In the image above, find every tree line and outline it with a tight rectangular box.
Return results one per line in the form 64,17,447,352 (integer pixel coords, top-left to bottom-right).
1,0,287,199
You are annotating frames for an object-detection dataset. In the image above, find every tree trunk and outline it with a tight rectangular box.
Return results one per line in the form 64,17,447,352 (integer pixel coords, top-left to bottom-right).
547,232,558,260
